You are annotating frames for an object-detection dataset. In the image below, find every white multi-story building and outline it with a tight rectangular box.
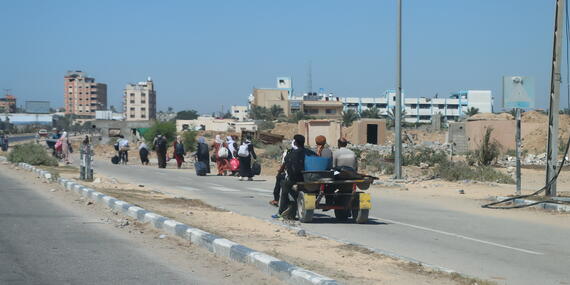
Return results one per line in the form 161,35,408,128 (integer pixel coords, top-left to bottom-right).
230,105,249,121
123,77,156,121
342,90,493,123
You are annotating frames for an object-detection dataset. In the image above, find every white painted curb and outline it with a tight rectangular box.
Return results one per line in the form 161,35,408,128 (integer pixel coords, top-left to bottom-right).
9,160,339,285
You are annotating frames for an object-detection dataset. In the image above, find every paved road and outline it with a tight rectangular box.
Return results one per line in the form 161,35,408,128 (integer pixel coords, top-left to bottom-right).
0,168,279,285
90,158,570,285
6,134,35,143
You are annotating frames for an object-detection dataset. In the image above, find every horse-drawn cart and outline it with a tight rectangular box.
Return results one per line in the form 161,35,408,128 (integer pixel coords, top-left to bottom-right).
294,173,375,224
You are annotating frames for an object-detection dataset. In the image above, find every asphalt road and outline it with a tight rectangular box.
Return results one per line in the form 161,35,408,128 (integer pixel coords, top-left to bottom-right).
0,167,280,285
6,134,35,143
88,157,570,285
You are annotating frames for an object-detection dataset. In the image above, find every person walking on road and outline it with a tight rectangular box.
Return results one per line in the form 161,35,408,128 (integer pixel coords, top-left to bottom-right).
196,137,210,174
173,136,186,169
213,135,230,176
117,135,130,165
59,131,72,164
0,132,8,152
138,141,150,165
237,137,256,181
269,141,295,207
156,135,168,168
227,136,239,176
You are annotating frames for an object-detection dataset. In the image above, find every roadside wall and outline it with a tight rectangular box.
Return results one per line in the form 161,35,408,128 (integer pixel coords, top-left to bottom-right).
298,120,341,147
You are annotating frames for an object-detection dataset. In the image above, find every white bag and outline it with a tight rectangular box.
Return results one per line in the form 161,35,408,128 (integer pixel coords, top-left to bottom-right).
238,144,250,157
218,147,229,158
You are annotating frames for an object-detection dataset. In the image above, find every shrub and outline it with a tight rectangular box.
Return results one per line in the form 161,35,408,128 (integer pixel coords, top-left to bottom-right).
436,161,514,184
403,148,448,166
181,130,197,152
143,121,177,145
473,128,500,166
260,144,283,161
8,143,58,166
361,150,394,174
258,121,275,131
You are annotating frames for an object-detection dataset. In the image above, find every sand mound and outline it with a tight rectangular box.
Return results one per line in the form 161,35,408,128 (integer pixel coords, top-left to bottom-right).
468,112,513,121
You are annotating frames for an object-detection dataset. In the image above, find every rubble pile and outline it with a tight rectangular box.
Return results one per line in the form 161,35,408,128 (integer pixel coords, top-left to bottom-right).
498,153,550,167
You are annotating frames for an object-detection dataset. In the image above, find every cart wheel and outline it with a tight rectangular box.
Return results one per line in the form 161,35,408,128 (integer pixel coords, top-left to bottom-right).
334,209,349,221
297,192,314,223
352,208,369,224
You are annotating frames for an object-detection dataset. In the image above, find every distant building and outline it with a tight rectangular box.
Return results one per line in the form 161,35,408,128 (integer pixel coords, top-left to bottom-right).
344,90,493,123
0,113,53,126
231,105,249,121
64,71,107,116
251,77,293,117
95,110,124,121
25,101,50,114
123,77,156,121
0,95,17,113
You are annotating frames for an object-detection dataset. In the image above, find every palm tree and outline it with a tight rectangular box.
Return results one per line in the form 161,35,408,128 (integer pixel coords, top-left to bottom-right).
269,105,284,120
342,109,359,127
360,107,382,119
465,107,479,117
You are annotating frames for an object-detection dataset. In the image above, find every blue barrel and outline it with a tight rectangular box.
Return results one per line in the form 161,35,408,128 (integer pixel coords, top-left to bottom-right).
304,155,332,171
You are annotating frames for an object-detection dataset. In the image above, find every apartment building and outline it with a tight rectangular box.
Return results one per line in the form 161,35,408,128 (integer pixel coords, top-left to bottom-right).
230,105,249,121
123,77,156,121
0,94,16,113
64,71,107,116
343,90,493,123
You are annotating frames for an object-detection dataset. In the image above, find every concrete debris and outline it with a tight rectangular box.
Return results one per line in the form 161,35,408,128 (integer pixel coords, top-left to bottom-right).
50,189,57,192
419,162,429,169
297,229,307,237
93,177,102,183
158,234,167,239
116,219,129,228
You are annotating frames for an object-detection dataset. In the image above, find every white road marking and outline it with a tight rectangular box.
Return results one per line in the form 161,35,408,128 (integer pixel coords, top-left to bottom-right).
372,216,543,255
179,186,199,191
210,186,240,192
250,188,272,193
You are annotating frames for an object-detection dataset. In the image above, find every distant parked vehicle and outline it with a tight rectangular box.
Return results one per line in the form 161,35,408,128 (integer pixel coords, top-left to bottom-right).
38,129,48,138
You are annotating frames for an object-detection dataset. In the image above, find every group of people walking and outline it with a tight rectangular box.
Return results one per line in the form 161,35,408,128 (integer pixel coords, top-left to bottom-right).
125,133,259,181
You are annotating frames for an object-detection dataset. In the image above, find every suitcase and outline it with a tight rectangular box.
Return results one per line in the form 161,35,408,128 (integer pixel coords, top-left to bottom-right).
195,161,207,176
111,155,120,165
252,161,261,176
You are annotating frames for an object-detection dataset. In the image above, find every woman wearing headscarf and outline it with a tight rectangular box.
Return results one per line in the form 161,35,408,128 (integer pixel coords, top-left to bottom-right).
237,137,257,181
212,135,230,175
315,135,333,169
59,131,71,164
172,135,185,169
196,136,211,174
138,141,150,165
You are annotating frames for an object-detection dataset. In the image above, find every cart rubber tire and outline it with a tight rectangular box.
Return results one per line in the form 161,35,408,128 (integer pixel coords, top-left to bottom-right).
297,192,314,223
334,209,350,221
352,208,369,224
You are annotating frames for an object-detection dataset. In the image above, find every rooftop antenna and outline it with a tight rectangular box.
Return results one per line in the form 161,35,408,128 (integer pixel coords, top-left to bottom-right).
306,60,313,94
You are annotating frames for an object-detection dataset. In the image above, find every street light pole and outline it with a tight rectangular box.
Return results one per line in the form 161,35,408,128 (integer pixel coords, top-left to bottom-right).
395,0,403,179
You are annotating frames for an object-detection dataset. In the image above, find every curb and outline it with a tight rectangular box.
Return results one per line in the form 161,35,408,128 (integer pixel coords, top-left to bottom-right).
8,160,339,285
492,196,570,212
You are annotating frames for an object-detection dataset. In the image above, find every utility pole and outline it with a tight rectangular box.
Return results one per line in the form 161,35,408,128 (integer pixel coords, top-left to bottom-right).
546,0,565,197
394,0,403,179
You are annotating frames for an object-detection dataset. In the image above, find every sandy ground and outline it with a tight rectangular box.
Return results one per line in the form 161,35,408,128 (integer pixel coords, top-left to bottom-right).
39,164,492,285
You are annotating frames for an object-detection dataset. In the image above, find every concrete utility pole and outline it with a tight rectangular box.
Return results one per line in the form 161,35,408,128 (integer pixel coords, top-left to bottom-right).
546,0,565,197
394,0,403,179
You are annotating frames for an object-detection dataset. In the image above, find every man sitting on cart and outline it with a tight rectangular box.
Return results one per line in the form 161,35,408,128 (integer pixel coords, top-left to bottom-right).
274,134,316,219
333,137,357,170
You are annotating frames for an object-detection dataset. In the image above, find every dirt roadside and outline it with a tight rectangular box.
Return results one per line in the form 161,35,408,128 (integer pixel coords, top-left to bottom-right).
37,163,493,285
0,162,283,285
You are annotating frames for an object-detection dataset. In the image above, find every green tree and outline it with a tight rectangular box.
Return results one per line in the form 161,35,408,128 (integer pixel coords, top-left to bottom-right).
269,105,284,120
143,121,177,145
181,130,198,152
221,110,233,119
342,109,359,127
465,107,479,117
288,111,310,123
176,110,199,120
249,106,270,120
360,107,381,119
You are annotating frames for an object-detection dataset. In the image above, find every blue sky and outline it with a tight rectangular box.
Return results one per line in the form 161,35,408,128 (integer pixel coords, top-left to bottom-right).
0,0,560,113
